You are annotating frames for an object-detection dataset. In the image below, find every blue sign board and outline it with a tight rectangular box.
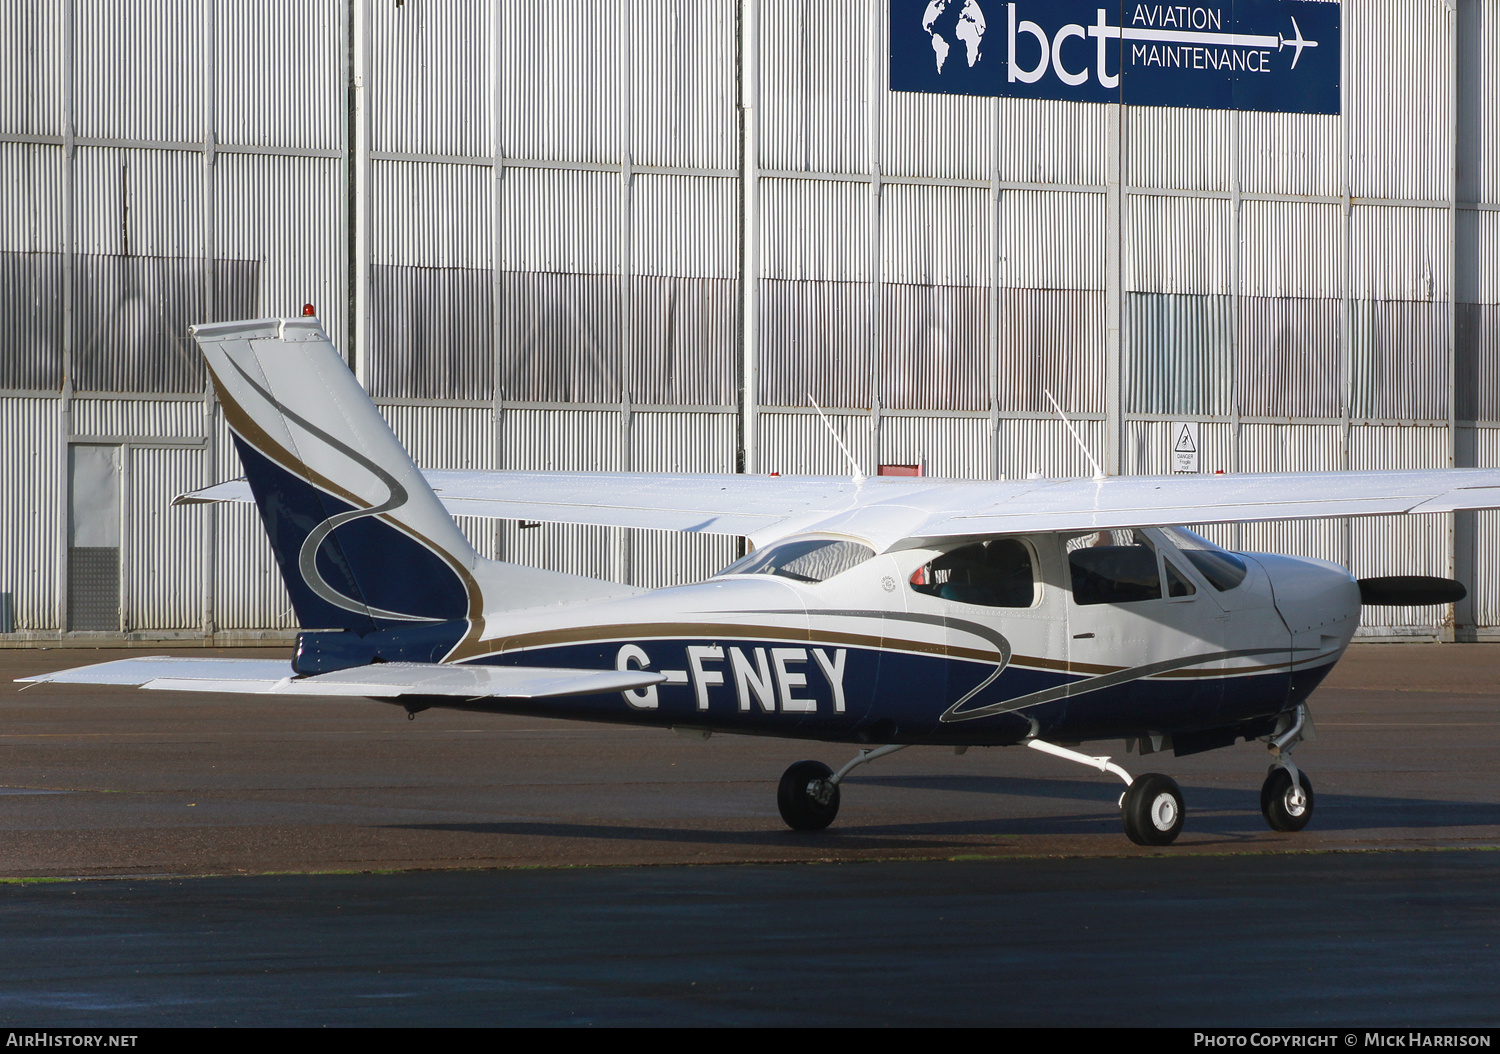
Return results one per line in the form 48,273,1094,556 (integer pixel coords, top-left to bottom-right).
890,1,1341,114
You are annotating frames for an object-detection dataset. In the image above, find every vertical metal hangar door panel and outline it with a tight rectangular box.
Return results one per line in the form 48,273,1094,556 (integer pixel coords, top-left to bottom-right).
72,0,204,142
1347,0,1451,203
372,0,491,158
498,168,623,404
993,288,1105,416
498,0,626,165
757,176,872,410
630,173,738,406
880,182,990,413
211,415,295,632
215,0,343,152
0,397,61,631
1237,297,1342,421
760,0,871,175
0,250,64,391
1457,210,1500,425
126,445,205,632
215,154,344,349
632,0,736,171
1127,104,1235,194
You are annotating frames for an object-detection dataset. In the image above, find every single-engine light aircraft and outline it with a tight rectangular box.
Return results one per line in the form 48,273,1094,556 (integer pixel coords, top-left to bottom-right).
23,318,1500,844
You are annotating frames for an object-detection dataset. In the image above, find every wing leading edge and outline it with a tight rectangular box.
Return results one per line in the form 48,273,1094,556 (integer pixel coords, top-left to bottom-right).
178,467,1500,549
904,469,1500,543
175,471,948,542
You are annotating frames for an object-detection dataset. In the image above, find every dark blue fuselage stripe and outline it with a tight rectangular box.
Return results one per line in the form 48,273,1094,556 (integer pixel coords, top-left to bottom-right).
456,638,1300,745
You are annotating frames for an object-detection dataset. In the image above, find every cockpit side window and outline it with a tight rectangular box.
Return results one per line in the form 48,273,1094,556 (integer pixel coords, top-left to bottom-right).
1160,526,1249,591
910,538,1036,608
1164,559,1197,598
1067,530,1163,605
717,538,875,584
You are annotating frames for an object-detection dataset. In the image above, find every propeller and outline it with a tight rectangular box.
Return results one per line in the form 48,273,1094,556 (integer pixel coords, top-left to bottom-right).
1357,576,1467,607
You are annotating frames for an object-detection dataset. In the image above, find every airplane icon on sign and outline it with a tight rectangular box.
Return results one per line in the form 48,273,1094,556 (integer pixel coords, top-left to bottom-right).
1110,12,1319,70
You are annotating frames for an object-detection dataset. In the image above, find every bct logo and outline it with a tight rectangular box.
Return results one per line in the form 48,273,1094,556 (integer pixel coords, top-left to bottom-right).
891,0,1340,114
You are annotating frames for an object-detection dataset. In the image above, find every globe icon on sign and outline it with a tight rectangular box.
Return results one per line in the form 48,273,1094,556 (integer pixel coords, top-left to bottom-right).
921,0,986,74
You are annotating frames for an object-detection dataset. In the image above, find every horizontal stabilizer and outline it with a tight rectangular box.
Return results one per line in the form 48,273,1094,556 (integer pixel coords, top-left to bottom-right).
20,657,665,700
18,657,292,686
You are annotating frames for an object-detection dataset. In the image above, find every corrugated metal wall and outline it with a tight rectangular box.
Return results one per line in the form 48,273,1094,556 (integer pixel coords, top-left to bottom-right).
3,0,1499,641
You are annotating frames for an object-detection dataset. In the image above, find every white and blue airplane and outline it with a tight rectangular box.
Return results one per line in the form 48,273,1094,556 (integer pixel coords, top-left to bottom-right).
22,317,1499,845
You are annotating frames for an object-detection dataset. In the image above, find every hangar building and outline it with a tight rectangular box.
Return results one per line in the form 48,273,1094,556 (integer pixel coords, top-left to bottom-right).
1,0,1497,642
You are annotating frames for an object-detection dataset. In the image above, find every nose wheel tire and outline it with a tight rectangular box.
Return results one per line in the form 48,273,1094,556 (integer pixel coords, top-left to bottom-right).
1261,767,1314,832
778,760,840,831
1121,773,1185,846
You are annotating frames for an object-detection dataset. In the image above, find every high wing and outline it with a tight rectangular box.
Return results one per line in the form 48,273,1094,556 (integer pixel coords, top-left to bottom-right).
179,466,1500,549
175,472,941,542
19,656,665,698
903,469,1500,543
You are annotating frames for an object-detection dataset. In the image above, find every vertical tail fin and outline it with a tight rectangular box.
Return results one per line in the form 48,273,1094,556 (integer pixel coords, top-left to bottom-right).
193,318,629,640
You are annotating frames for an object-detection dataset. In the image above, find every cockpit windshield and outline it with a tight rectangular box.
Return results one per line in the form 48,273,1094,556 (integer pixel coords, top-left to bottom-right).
1159,527,1249,591
716,538,875,584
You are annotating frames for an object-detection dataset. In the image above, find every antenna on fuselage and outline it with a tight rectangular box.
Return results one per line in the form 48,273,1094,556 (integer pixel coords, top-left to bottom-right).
1045,388,1106,482
809,394,866,485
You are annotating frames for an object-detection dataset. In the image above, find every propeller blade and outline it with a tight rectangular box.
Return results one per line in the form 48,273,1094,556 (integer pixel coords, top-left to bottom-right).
1357,576,1467,606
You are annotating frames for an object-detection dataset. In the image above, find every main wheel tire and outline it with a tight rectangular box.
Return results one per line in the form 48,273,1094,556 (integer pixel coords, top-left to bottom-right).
1261,767,1314,832
1121,773,1185,846
778,760,840,831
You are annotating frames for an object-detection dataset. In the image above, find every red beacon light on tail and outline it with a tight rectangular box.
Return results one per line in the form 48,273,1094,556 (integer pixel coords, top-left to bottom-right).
302,303,316,317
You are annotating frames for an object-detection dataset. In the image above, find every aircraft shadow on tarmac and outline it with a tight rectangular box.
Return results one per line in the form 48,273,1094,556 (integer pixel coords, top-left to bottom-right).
385,775,1500,847
856,775,1500,834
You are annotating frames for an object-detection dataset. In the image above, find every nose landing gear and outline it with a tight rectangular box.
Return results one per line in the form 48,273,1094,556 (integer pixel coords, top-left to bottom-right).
1261,704,1314,832
1261,766,1314,831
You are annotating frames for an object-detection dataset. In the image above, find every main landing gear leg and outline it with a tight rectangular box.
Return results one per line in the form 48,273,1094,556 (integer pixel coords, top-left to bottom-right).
1261,704,1314,832
1026,738,1186,846
777,744,909,832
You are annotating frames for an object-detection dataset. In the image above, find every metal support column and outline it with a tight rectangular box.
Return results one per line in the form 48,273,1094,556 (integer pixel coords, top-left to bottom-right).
351,0,373,383
200,0,218,639
1104,102,1124,476
56,0,76,635
737,0,759,479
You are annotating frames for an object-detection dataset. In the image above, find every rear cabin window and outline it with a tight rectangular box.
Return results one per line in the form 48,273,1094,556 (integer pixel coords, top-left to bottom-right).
718,538,875,583
910,539,1036,608
1067,530,1162,605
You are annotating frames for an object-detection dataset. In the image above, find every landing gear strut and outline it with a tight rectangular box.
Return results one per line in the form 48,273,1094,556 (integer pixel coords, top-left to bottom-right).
777,744,909,831
1261,704,1314,832
1026,738,1185,846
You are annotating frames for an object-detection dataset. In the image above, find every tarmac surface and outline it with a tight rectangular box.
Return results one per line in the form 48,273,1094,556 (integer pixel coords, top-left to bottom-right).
5,852,1500,1027
3,643,1499,875
3,643,1500,1026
